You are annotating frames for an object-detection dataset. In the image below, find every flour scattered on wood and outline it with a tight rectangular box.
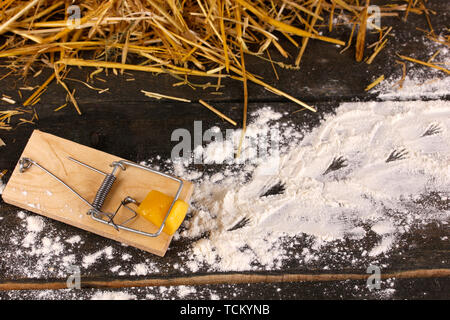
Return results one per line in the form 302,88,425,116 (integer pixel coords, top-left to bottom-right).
376,71,450,101
176,285,197,298
110,265,121,272
25,216,45,233
0,97,448,284
374,38,449,100
65,235,81,244
172,101,450,271
132,263,149,276
0,280,399,300
368,235,396,257
122,253,132,261
17,211,26,219
90,291,137,300
0,211,83,277
82,246,114,268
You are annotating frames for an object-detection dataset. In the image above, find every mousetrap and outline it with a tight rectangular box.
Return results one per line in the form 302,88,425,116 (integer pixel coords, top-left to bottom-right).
1,130,194,256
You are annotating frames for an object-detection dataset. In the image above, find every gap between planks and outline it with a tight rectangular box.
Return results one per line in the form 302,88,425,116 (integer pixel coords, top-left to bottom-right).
0,269,449,291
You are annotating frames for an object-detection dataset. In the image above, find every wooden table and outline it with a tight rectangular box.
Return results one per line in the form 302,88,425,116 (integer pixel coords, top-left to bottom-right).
0,1,448,300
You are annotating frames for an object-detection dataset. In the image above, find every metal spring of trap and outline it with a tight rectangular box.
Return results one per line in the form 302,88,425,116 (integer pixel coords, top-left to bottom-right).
18,156,183,237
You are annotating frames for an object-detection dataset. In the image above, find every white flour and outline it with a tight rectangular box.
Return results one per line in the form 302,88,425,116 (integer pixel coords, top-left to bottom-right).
0,81,449,286
174,101,450,271
376,72,450,101
375,38,449,100
176,285,197,298
0,100,448,281
65,235,81,244
25,216,45,233
132,263,149,276
82,246,114,268
1,211,77,277
90,291,137,300
0,278,399,300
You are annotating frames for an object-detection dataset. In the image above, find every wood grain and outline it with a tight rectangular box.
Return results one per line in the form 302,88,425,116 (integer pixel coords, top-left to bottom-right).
1,269,448,291
1,130,194,256
0,1,449,298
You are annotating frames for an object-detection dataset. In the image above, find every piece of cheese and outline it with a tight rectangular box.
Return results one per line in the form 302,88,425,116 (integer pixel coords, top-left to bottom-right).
137,190,188,235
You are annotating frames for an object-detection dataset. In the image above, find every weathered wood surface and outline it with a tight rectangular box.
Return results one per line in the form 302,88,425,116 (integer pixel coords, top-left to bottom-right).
1,277,449,300
0,1,449,299
0,101,448,299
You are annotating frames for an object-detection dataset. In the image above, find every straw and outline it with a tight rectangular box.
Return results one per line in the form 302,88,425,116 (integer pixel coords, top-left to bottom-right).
198,99,237,126
0,0,444,131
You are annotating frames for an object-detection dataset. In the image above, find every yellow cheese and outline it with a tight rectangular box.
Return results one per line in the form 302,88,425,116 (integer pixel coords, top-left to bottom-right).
137,190,188,235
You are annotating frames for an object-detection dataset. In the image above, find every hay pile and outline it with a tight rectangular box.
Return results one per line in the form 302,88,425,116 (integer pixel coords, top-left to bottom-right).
0,0,446,130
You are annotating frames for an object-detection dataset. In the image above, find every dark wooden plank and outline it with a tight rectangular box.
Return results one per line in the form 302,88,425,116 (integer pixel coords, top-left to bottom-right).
1,277,449,300
0,101,448,286
0,1,449,299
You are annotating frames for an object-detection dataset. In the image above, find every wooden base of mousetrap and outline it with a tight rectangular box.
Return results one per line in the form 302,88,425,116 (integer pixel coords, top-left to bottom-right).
2,130,194,257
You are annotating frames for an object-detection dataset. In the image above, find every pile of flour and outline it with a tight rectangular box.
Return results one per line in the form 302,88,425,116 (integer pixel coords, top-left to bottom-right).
172,101,450,272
